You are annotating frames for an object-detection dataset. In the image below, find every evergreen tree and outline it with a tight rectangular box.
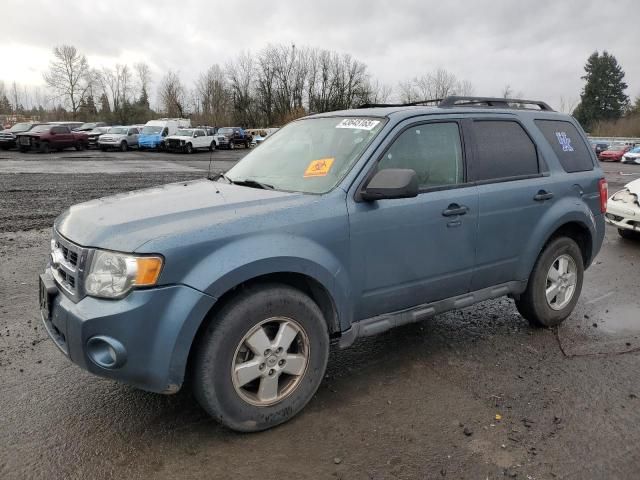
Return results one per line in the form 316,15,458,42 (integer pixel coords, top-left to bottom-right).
0,94,11,114
137,85,150,109
573,51,629,130
99,93,111,115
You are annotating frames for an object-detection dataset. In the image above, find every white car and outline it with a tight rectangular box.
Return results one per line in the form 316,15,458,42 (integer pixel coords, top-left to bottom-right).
621,146,640,165
164,128,216,153
606,177,640,239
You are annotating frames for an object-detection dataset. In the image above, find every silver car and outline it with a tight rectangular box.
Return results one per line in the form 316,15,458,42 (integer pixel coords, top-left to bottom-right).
98,126,140,151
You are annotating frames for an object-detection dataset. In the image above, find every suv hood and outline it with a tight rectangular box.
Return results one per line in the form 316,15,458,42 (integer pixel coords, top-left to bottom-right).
100,134,127,141
55,179,304,251
166,135,193,141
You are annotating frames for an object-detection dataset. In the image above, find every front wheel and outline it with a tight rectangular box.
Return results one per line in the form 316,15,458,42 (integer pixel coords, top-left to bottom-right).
516,237,584,328
209,141,216,152
192,284,329,432
185,143,193,154
120,141,128,152
228,141,235,150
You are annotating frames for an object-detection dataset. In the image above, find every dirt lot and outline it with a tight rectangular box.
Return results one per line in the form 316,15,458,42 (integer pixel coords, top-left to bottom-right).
1,149,640,479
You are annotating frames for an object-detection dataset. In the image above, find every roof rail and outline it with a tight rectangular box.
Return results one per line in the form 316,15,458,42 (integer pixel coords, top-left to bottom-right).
357,96,554,111
439,96,554,111
357,99,442,109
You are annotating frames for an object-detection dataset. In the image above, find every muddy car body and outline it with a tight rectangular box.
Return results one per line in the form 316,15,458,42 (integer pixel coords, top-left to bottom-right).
41,96,605,432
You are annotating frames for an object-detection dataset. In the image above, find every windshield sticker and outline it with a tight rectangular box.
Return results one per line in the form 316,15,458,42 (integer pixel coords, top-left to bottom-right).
304,158,335,178
336,118,380,131
555,132,574,152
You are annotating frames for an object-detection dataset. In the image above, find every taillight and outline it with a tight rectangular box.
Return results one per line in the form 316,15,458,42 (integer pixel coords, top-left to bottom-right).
598,178,608,213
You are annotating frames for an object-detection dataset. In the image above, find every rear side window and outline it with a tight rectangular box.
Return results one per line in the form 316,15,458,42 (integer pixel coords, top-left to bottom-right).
471,121,539,181
535,120,594,173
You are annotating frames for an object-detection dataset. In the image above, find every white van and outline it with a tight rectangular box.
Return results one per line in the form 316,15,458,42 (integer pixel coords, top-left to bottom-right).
138,118,191,150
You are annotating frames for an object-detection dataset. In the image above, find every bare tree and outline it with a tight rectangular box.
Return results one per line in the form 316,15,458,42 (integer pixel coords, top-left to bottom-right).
226,52,256,126
158,71,185,117
399,69,474,103
43,45,93,117
559,96,579,114
196,64,231,125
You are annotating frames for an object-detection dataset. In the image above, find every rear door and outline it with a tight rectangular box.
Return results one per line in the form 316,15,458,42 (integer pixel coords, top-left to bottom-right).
348,119,479,320
53,126,73,147
466,117,554,290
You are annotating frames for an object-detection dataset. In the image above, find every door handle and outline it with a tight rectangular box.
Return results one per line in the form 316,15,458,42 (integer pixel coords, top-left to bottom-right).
442,204,469,217
533,190,554,201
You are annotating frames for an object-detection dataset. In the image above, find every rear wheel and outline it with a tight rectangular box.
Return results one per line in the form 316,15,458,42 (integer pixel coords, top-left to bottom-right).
618,228,640,240
209,141,216,151
193,284,329,432
75,142,85,151
516,237,584,328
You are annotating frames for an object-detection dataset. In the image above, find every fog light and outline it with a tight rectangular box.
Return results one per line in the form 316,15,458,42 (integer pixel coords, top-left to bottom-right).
86,336,127,369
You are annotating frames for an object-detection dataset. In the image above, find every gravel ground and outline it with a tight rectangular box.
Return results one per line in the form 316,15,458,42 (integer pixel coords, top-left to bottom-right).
1,150,640,479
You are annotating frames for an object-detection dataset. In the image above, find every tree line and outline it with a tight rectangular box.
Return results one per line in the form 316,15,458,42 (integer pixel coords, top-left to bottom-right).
0,45,637,134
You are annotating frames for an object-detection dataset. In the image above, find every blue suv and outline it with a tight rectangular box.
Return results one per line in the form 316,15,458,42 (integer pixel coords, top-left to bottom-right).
40,96,607,431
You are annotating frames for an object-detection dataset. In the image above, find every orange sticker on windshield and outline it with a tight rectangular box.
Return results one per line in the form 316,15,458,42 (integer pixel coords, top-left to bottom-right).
304,158,335,177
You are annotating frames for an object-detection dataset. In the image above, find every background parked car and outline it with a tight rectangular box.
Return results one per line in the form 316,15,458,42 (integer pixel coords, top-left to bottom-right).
49,121,83,131
606,177,640,240
165,128,216,153
621,146,640,165
98,126,140,152
591,142,610,156
215,127,252,149
599,144,631,162
0,122,47,150
16,124,88,153
138,118,190,150
74,122,107,132
86,126,110,149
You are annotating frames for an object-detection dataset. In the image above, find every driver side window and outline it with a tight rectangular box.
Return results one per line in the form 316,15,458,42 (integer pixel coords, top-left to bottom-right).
378,122,464,189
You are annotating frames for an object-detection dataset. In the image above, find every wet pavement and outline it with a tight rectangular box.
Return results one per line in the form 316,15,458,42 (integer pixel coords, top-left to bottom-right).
1,150,640,479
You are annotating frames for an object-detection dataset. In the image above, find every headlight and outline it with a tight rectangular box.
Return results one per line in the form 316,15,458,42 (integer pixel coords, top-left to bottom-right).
85,250,163,299
611,189,639,205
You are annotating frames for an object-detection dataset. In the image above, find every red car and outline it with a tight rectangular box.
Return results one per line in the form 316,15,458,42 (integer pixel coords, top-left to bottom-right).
599,144,631,162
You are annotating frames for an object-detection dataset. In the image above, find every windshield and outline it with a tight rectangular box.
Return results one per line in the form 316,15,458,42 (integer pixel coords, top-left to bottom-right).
108,127,128,135
142,126,163,135
630,146,640,153
609,145,627,151
218,128,234,135
91,127,109,134
225,117,385,194
175,129,194,136
79,123,97,130
10,123,32,133
30,125,51,133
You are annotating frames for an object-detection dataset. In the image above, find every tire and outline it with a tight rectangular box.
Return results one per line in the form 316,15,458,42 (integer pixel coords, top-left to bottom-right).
19,147,28,153
193,283,329,432
100,146,107,152
244,141,249,149
618,228,640,240
516,237,584,328
0,145,10,150
120,141,128,152
229,141,235,150
209,141,216,152
75,142,85,151
39,142,50,154
185,143,193,154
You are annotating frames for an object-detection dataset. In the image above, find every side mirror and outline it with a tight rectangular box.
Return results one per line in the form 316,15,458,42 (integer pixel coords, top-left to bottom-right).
361,168,419,202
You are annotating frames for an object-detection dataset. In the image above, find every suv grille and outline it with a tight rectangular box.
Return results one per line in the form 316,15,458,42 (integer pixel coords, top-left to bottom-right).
51,231,88,302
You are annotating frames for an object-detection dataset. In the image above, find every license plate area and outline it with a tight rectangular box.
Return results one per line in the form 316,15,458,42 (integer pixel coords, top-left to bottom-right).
39,273,68,354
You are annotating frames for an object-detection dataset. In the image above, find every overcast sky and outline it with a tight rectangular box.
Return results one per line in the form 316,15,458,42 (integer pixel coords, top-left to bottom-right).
1,0,638,110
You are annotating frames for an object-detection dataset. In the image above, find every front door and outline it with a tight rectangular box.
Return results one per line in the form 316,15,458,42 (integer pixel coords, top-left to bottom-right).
348,120,478,320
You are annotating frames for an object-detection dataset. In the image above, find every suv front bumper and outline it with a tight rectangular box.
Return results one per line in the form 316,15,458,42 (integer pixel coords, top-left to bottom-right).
606,200,640,232
40,268,216,393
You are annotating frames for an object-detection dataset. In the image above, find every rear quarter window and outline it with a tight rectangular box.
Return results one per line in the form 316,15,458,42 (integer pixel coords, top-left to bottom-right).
534,120,594,173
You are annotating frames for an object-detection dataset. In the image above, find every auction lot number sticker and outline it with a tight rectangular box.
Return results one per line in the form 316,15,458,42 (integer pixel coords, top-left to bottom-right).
336,118,380,131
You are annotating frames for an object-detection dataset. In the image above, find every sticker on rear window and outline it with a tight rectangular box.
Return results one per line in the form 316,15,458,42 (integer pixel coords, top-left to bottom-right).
555,132,574,152
304,158,335,178
336,118,380,131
